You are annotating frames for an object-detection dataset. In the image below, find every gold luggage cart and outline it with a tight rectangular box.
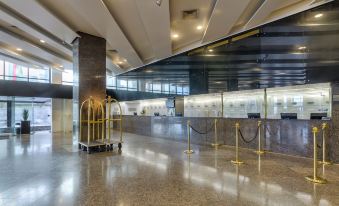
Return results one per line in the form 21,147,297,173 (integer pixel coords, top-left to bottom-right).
99,96,123,150
78,97,106,153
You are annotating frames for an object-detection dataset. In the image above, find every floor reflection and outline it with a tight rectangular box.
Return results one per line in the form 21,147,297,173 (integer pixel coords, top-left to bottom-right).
0,131,338,206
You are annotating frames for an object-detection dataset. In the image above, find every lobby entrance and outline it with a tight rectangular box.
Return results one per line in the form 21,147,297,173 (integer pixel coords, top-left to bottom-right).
0,96,51,135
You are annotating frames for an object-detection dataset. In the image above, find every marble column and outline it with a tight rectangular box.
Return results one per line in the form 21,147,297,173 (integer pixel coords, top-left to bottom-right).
72,32,106,139
330,83,339,162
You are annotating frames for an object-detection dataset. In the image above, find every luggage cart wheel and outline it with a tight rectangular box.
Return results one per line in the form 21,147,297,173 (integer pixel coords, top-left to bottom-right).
118,143,122,150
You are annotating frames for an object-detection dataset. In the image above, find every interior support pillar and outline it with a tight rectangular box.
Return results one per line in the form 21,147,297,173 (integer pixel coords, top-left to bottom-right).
72,32,106,139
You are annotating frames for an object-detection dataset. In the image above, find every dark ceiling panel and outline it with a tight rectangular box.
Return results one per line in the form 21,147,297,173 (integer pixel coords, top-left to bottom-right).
117,1,339,94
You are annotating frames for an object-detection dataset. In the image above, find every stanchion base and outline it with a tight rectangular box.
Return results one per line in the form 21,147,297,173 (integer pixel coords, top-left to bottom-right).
318,161,332,165
231,160,244,165
255,150,265,155
305,175,328,184
184,150,194,154
211,143,222,147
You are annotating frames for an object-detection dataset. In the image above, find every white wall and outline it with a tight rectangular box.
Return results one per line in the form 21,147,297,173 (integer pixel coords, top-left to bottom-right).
52,98,72,133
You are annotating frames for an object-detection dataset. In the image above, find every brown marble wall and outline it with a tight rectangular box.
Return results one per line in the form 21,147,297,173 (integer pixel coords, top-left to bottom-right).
73,32,106,104
330,83,339,163
73,32,106,141
120,115,338,163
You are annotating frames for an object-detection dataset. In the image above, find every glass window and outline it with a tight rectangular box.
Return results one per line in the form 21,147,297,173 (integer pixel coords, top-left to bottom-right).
153,83,161,93
5,62,28,81
161,83,169,94
0,101,7,128
106,75,114,88
0,60,4,79
183,85,189,95
170,84,176,94
32,101,51,127
117,79,127,90
177,85,183,95
145,81,152,92
29,67,49,83
62,70,73,85
112,76,116,87
128,80,137,91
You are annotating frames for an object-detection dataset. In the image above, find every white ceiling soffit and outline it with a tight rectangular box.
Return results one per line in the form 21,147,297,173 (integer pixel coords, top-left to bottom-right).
0,0,78,45
102,0,155,62
106,57,124,74
202,0,253,43
134,0,172,61
170,0,216,52
58,0,143,69
0,8,72,56
0,47,48,68
0,30,72,68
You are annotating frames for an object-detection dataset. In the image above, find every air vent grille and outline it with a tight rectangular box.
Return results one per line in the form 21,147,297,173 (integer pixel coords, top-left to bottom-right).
182,9,198,19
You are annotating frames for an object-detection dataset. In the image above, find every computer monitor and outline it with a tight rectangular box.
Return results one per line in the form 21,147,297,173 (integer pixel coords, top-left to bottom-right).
281,113,297,120
247,113,261,119
310,113,327,120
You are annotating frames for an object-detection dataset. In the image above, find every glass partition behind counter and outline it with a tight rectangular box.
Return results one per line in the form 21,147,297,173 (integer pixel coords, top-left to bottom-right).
184,83,331,120
184,93,222,117
118,83,331,120
266,83,331,119
223,89,264,118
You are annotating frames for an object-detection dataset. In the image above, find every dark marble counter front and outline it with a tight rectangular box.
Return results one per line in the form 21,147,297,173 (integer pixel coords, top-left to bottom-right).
119,115,337,163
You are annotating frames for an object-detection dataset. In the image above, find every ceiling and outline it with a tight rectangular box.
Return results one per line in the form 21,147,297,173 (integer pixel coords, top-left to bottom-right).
118,0,339,93
0,0,333,74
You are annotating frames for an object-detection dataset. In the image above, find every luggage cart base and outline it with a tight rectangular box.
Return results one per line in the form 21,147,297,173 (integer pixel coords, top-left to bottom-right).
79,141,106,154
96,140,122,151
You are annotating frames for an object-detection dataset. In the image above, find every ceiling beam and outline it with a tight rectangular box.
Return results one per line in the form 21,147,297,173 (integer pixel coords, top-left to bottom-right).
202,0,252,43
0,30,72,68
0,0,78,45
60,0,144,69
135,0,172,61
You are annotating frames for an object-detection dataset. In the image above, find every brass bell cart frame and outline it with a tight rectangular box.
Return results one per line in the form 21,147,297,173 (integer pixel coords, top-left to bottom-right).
100,96,123,150
78,97,106,153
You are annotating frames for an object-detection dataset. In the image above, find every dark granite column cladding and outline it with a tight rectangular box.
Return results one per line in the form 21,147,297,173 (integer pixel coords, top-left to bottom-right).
330,83,339,162
189,69,208,95
73,32,106,139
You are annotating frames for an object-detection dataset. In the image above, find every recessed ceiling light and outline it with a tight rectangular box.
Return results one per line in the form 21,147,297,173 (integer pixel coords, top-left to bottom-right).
208,49,213,52
298,46,306,50
40,39,45,43
172,33,179,39
145,70,153,73
314,13,323,18
118,61,123,64
59,65,63,68
16,48,22,51
196,25,203,30
123,59,127,62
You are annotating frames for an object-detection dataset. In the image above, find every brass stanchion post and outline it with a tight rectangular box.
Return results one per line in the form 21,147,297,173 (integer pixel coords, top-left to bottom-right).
231,123,244,164
305,127,327,184
184,120,194,154
211,119,221,147
108,96,111,146
319,123,332,165
255,121,265,154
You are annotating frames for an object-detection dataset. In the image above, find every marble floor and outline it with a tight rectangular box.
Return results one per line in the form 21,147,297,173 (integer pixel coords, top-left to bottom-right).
0,131,338,206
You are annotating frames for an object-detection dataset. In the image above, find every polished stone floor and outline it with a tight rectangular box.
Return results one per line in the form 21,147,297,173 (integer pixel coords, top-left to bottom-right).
0,131,338,206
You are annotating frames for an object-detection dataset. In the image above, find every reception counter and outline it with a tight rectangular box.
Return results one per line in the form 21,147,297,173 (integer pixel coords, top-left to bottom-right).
118,115,338,163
